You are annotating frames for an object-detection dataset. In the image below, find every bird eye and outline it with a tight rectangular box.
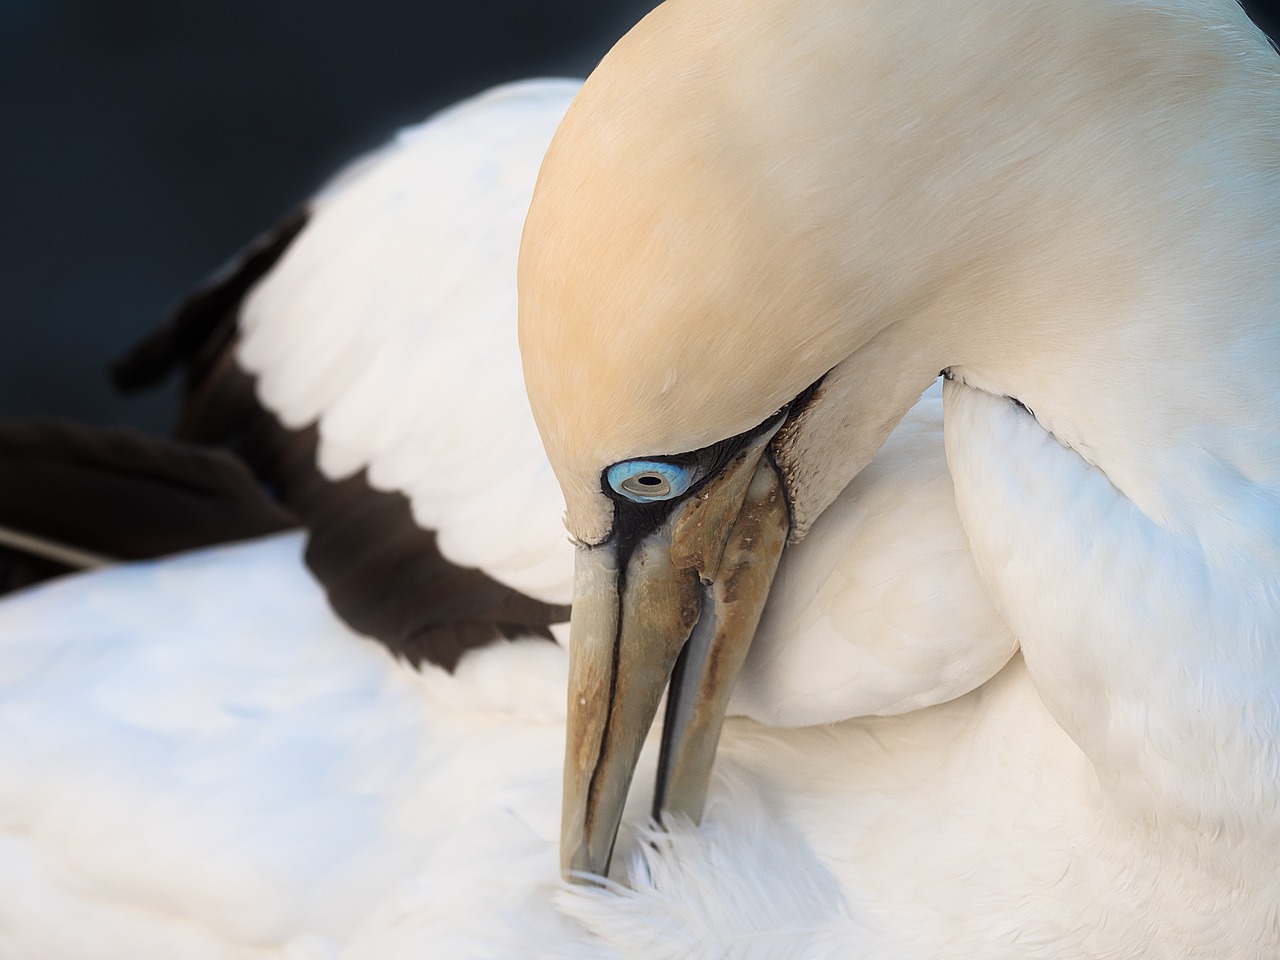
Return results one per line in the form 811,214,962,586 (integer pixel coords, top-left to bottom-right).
606,460,694,502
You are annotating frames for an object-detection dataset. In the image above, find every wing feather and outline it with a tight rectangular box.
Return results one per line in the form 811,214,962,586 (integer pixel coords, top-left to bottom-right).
235,80,580,606
114,80,581,668
0,417,296,595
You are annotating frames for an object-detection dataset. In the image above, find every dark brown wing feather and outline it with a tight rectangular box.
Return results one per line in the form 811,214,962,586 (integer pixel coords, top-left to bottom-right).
0,417,298,587
113,208,569,670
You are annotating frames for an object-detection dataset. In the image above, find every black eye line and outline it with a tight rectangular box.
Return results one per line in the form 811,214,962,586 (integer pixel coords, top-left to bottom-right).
600,371,829,504
597,369,830,561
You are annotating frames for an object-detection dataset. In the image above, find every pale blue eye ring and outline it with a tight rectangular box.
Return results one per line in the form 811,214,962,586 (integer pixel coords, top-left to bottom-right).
606,460,694,502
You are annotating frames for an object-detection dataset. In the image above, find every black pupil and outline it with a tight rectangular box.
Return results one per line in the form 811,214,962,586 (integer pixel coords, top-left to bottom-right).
638,475,662,486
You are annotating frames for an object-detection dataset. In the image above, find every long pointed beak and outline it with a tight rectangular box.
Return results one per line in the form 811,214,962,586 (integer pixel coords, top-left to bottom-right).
560,430,789,880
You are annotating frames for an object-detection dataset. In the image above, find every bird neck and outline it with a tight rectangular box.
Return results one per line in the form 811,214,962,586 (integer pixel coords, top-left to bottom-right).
839,0,1280,857
920,117,1280,852
920,65,1280,852
943,368,1280,862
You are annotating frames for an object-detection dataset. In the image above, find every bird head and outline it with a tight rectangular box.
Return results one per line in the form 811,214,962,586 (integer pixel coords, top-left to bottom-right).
518,0,957,879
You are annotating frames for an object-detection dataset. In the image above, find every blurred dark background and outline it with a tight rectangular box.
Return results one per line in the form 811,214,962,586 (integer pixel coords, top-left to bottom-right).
3,0,1277,436
1,0,659,433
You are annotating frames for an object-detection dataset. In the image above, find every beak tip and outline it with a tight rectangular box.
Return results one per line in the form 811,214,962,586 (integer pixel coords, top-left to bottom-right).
562,866,611,888
561,837,613,885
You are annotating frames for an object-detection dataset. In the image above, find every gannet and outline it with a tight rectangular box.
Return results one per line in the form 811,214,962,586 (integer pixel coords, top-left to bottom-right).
518,0,1280,955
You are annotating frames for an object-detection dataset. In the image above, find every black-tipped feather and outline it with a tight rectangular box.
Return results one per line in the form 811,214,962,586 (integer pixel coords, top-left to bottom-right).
115,208,570,670
112,207,309,394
